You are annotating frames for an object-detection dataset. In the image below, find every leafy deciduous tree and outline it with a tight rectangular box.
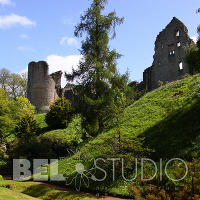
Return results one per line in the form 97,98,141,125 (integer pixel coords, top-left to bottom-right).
0,68,27,98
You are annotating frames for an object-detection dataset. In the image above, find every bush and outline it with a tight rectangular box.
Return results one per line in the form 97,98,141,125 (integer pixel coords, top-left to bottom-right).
35,113,48,129
185,43,200,74
15,96,35,117
10,115,82,159
45,96,73,129
15,113,39,140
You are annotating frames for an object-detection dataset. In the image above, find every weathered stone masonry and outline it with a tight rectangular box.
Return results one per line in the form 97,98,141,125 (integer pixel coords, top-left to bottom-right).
142,17,193,90
27,61,60,112
27,61,75,112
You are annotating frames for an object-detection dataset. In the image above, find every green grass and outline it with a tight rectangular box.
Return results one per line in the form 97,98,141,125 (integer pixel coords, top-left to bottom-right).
0,180,98,200
80,74,200,158
51,74,200,196
40,114,82,145
0,187,39,200
30,74,200,197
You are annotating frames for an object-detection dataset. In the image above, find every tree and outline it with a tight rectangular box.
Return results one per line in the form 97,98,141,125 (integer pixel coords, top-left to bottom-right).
15,113,39,140
0,68,27,98
0,89,15,142
0,68,10,91
45,96,73,129
65,0,124,136
7,73,27,99
15,96,35,117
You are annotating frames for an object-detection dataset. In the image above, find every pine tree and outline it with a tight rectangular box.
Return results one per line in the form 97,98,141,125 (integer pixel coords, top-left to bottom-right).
66,0,124,136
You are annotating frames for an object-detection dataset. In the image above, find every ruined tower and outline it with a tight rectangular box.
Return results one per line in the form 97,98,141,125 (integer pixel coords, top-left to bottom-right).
143,17,193,90
27,61,62,112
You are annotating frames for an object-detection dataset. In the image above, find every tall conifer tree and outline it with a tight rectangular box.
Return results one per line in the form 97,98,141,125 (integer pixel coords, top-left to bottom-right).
66,0,124,136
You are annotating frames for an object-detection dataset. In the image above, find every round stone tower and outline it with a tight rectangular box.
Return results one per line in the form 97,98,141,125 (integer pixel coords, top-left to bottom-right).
27,61,58,112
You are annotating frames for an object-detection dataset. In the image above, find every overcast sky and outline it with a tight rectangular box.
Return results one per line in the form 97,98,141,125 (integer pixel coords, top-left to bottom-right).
0,0,199,86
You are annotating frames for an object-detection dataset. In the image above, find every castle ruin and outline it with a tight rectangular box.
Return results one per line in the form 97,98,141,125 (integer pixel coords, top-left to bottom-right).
27,61,74,112
141,17,193,90
27,17,194,111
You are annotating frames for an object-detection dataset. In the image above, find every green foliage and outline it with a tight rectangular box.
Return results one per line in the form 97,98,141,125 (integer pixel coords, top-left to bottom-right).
45,96,72,129
185,42,200,74
0,68,27,99
0,89,15,142
15,96,35,116
0,93,35,142
15,113,39,140
65,0,124,136
55,74,200,195
0,175,3,181
13,97,37,140
35,113,48,129
11,115,82,159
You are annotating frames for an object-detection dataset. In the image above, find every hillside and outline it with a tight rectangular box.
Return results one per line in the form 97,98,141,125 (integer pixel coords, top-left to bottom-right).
41,74,200,196
30,74,200,197
57,74,200,159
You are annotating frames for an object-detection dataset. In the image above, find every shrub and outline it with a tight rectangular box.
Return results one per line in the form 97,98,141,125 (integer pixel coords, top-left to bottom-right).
0,89,15,142
11,119,82,159
15,113,39,140
15,96,35,117
185,43,200,74
45,96,73,129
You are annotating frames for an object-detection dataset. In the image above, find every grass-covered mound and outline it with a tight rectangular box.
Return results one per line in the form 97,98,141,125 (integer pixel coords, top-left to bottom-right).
53,74,200,196
60,74,200,160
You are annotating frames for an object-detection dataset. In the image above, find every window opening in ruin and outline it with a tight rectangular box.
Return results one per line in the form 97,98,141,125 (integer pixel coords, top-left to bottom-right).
158,61,161,66
177,42,181,47
176,30,180,37
161,44,164,49
168,44,175,56
179,62,183,70
169,50,175,55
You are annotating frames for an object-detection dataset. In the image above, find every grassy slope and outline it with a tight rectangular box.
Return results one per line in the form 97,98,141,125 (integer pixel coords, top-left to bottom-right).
59,74,200,160
35,74,200,196
0,180,97,200
40,114,83,145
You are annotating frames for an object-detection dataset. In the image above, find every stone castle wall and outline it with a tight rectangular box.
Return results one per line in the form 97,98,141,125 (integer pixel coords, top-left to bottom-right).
143,17,193,90
27,61,59,112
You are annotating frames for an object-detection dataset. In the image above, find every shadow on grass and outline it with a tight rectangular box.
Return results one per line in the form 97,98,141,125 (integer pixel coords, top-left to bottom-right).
22,184,88,200
140,97,200,160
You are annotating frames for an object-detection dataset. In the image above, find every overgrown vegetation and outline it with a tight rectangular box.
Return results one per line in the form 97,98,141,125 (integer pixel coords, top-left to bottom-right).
45,96,73,130
54,74,200,197
185,40,200,74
